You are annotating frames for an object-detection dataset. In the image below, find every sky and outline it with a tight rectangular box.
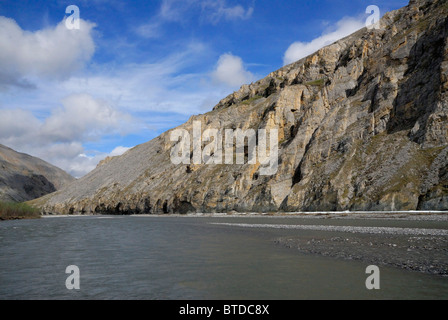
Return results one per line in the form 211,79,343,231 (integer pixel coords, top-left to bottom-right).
0,0,409,178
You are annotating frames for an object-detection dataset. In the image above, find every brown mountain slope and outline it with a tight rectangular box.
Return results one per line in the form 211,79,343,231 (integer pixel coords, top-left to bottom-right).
0,144,75,202
34,0,448,214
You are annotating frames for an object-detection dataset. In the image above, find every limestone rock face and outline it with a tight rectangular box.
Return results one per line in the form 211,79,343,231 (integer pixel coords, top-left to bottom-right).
35,0,448,214
0,144,75,202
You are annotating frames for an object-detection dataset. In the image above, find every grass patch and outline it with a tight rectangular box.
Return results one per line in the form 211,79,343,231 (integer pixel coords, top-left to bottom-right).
393,12,403,23
0,201,40,221
304,78,326,87
416,18,431,33
384,146,444,195
240,95,263,105
350,99,364,108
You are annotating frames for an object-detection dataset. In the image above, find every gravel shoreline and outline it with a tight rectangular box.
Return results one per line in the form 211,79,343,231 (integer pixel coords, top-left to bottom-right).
212,223,448,236
275,233,448,276
211,219,448,277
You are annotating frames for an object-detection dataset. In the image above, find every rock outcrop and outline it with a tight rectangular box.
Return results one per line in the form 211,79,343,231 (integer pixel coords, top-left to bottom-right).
0,144,75,202
34,0,448,214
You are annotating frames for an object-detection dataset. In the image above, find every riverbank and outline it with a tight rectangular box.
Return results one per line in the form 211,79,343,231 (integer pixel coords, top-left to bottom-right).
38,210,448,219
275,233,448,276
203,212,448,277
0,201,40,221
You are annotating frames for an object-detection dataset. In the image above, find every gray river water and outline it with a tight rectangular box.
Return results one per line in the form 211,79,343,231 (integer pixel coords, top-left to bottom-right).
0,215,447,300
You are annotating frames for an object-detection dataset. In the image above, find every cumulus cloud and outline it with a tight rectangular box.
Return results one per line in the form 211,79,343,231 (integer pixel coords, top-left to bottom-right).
283,17,364,66
0,109,41,147
110,146,131,157
0,93,134,148
41,94,134,143
60,152,104,179
211,53,255,87
42,146,132,179
0,16,95,89
0,11,256,178
61,145,131,178
0,94,137,177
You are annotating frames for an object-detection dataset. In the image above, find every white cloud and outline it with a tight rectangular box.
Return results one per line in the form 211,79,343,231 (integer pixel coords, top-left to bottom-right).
49,148,119,179
148,0,253,26
60,145,131,178
41,142,86,161
159,0,196,22
0,16,96,89
41,93,134,143
201,0,254,24
0,13,256,179
109,146,131,157
0,109,40,142
211,53,255,87
136,21,162,39
283,17,364,66
0,47,245,177
40,144,132,179
0,94,137,177
34,41,221,117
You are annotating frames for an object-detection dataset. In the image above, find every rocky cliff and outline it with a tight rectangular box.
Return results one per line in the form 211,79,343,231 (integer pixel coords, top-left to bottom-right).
0,144,75,202
34,0,448,214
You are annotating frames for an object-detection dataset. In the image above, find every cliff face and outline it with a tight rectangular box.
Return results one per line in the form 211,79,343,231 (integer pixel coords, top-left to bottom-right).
0,144,75,202
35,0,448,214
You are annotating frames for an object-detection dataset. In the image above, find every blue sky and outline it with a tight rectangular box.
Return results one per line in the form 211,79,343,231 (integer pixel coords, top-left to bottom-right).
0,0,408,177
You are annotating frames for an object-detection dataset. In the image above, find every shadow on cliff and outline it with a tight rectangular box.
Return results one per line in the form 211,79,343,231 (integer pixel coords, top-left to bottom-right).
386,17,447,141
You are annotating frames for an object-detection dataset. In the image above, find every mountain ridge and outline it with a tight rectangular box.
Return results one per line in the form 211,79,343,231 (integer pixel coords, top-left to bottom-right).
33,0,448,214
0,144,75,202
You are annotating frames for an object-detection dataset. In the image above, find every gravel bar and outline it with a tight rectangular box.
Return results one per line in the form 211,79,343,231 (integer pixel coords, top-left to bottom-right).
211,222,448,276
211,223,448,236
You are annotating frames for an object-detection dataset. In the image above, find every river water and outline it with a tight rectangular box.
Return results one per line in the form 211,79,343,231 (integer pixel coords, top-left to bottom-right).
0,215,447,300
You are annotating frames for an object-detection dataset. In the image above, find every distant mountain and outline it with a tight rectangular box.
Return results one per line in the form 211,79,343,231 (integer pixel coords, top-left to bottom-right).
35,0,447,214
0,144,75,202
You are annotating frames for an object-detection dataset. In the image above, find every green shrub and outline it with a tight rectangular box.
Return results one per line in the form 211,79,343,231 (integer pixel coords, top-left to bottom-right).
240,95,263,105
304,78,326,87
0,201,40,220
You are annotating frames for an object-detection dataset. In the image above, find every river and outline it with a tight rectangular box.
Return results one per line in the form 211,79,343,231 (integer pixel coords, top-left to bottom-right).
0,215,447,300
